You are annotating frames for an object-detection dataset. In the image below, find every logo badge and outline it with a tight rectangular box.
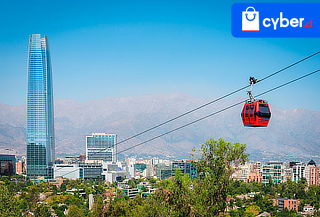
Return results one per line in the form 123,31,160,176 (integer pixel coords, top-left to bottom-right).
232,3,320,37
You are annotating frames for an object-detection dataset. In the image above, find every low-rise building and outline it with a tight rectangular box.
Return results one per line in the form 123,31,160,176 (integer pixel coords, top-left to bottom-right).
235,192,260,200
54,162,103,180
80,162,103,180
273,198,299,211
172,160,197,179
301,204,314,215
66,188,86,196
232,163,252,182
257,212,271,217
155,163,172,180
303,204,314,212
54,164,81,180
247,170,262,183
122,188,140,199
101,161,129,183
16,160,25,174
30,176,65,186
141,189,156,198
104,189,117,202
79,154,86,162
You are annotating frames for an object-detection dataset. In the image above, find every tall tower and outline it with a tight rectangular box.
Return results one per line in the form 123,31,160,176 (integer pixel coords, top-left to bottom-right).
27,34,55,178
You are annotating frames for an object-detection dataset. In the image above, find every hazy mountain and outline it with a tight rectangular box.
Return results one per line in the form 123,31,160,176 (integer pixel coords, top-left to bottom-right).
0,93,319,162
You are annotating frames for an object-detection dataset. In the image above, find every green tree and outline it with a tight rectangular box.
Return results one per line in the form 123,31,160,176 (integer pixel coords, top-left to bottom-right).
105,196,131,216
193,138,248,215
0,185,20,217
18,197,29,211
253,194,276,213
140,185,148,192
244,205,261,217
66,205,84,217
126,196,171,217
24,184,40,208
52,185,58,194
278,180,307,199
94,185,104,194
156,169,194,216
275,209,299,217
91,195,104,217
127,178,139,188
305,185,320,209
230,208,245,217
34,203,51,217
313,210,320,217
53,204,67,217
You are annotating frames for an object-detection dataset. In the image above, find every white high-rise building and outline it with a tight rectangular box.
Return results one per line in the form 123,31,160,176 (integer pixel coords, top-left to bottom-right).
291,162,306,182
86,133,117,162
262,161,285,184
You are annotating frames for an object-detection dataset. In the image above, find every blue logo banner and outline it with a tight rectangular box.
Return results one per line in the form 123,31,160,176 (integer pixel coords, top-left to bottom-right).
232,3,320,37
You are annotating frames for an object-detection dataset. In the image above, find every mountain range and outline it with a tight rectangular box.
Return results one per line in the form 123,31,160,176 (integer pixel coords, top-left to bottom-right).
0,93,319,162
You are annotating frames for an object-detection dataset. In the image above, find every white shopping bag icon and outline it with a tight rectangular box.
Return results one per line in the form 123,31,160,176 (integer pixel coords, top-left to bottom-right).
242,7,260,32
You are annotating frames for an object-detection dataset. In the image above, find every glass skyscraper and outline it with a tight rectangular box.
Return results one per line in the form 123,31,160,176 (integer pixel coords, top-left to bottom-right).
86,133,117,162
27,34,55,178
0,149,17,176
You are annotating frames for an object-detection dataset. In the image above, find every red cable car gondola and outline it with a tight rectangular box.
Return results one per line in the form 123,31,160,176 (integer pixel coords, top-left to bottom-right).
241,100,271,127
241,77,271,127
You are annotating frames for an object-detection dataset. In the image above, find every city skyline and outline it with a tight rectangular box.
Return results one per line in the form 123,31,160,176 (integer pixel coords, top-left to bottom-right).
27,34,55,178
0,2,318,167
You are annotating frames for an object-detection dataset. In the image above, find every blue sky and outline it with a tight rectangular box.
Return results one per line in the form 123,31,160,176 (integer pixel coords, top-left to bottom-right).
0,0,320,110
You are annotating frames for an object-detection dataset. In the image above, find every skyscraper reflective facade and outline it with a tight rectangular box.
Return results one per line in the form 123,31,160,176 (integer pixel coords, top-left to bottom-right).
27,34,55,178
